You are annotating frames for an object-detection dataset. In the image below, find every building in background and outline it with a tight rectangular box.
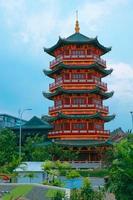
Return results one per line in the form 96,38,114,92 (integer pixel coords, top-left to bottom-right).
0,114,26,129
43,18,115,161
13,116,52,142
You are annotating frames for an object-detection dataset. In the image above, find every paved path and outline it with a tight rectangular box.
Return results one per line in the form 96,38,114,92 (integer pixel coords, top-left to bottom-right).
0,183,70,200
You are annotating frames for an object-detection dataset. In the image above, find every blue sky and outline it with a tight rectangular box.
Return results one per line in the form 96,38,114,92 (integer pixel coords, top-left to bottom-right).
0,0,133,131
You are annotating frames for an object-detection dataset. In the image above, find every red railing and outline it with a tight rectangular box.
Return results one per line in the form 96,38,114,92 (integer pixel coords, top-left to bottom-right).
49,104,108,113
49,78,107,91
50,55,106,69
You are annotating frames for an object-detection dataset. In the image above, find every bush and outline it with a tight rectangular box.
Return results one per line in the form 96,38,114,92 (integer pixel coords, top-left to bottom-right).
46,189,65,200
78,169,108,177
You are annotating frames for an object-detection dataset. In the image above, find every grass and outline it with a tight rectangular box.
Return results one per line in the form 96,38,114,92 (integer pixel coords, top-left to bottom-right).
3,185,33,200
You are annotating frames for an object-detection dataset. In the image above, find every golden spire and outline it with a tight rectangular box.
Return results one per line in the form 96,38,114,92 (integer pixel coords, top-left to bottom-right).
75,10,80,33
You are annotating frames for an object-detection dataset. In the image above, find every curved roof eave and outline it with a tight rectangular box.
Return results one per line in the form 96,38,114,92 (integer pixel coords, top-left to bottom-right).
44,37,64,56
43,63,113,78
49,112,115,122
42,87,114,100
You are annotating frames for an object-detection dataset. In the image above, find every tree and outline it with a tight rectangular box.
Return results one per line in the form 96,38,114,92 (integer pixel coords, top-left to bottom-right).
24,172,36,183
81,177,94,200
0,129,17,166
23,134,45,161
55,160,71,176
42,160,55,183
107,135,133,200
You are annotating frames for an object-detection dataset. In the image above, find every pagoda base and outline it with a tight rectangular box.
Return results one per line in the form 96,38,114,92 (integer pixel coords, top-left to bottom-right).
53,139,112,162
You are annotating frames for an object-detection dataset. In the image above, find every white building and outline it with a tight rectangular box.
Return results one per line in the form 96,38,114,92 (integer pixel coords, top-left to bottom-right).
14,162,45,183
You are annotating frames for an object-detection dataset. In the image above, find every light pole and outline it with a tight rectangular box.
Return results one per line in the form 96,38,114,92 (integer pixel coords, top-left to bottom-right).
19,108,32,160
130,111,133,133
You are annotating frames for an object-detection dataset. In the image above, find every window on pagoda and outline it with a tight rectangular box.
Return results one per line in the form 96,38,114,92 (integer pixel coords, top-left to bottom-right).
64,98,70,105
88,122,94,130
55,100,62,107
63,123,70,130
87,74,92,79
71,50,85,56
65,50,69,55
73,98,86,105
55,76,62,83
92,75,100,82
87,49,91,55
95,124,103,130
72,73,85,80
54,124,62,130
88,98,92,104
64,73,70,80
72,123,86,130
93,99,101,105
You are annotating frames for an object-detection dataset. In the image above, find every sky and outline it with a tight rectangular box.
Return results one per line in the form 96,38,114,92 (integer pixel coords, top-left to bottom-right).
0,0,133,131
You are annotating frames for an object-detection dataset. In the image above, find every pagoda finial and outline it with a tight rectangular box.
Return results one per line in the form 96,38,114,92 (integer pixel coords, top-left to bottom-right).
75,10,80,33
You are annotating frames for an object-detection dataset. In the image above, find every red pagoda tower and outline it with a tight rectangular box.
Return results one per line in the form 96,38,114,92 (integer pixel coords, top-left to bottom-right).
43,18,115,161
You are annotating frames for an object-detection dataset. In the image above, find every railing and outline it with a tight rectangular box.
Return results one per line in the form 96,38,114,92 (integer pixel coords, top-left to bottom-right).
49,78,107,90
49,130,110,135
49,104,108,112
50,54,106,68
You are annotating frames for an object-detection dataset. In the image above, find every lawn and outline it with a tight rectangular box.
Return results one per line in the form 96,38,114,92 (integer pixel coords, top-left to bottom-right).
3,185,33,200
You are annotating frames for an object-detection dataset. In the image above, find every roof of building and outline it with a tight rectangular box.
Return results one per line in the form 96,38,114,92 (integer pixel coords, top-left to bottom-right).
14,162,44,172
43,87,114,100
43,63,113,78
0,113,26,122
110,128,127,142
44,32,111,56
54,139,113,147
49,112,115,122
14,116,52,130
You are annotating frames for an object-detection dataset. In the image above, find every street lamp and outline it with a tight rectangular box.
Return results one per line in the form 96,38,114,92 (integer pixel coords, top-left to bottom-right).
19,108,32,160
130,111,133,133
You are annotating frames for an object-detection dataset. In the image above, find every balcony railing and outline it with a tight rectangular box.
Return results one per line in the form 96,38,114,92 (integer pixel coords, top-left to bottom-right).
49,78,107,91
50,55,106,68
48,130,110,135
49,104,108,113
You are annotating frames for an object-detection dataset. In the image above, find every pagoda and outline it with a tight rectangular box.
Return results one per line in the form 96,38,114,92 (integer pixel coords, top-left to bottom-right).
43,17,115,161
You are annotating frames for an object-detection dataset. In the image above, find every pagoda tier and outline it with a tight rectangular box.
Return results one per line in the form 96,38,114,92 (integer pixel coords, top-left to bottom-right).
43,87,113,116
43,63,113,78
43,87,114,100
43,21,115,145
44,33,111,57
48,113,115,140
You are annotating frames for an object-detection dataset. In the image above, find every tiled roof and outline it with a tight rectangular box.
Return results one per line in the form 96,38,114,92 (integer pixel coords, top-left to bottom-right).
44,32,111,56
43,87,114,100
43,63,113,78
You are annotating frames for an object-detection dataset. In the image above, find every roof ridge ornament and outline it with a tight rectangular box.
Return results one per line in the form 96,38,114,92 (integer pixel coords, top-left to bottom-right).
75,10,80,33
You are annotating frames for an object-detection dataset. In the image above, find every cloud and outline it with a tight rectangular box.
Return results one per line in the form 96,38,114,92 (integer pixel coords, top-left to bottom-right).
106,62,133,103
0,0,129,53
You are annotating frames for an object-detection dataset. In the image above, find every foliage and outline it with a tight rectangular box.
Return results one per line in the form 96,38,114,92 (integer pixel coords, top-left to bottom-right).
55,160,71,176
107,135,133,200
66,170,80,179
42,160,71,186
46,189,65,200
0,129,18,167
70,178,105,200
23,136,79,161
23,134,45,161
78,169,108,177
